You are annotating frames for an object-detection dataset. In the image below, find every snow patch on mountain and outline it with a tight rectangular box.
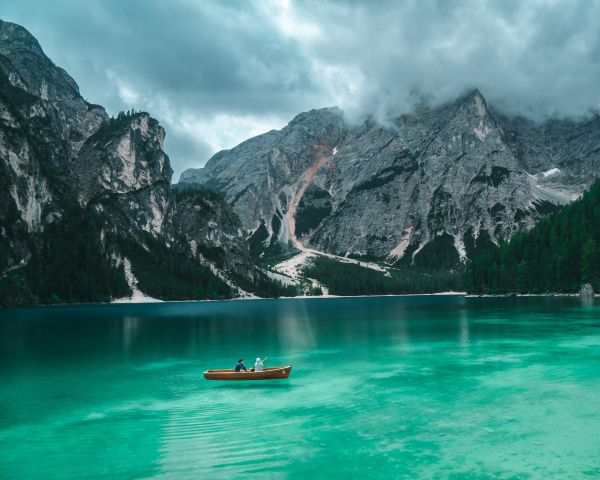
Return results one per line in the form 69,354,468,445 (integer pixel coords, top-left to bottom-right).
541,168,560,177
527,172,580,204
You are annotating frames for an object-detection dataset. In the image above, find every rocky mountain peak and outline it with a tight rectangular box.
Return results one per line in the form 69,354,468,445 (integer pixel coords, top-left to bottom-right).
0,19,83,104
183,87,600,269
452,88,490,123
0,20,44,57
280,107,346,155
459,88,487,114
74,112,172,206
179,105,348,245
288,106,343,127
0,20,303,304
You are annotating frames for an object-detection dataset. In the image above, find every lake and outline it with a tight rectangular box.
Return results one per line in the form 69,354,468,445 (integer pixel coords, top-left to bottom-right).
1,296,599,479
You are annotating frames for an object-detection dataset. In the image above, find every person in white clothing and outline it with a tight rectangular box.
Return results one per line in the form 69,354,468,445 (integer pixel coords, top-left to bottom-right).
254,357,265,372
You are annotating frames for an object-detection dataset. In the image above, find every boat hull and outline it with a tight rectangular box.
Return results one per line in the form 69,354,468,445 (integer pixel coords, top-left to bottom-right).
203,365,292,381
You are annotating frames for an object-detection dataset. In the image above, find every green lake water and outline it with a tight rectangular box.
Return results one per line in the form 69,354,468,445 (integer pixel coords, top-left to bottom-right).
1,296,599,479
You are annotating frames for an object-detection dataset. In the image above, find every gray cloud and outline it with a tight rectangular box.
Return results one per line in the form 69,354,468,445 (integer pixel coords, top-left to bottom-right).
293,0,600,121
2,0,600,178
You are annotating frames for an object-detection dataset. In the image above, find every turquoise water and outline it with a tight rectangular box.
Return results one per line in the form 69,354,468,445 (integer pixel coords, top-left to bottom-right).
1,296,599,479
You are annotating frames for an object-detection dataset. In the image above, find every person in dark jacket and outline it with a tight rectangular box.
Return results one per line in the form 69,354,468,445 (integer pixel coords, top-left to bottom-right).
234,359,248,372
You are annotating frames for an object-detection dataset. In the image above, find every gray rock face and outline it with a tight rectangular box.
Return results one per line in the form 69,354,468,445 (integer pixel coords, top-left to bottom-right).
0,19,106,269
74,112,173,237
0,20,253,285
182,89,600,268
181,107,346,247
166,188,255,280
0,20,107,159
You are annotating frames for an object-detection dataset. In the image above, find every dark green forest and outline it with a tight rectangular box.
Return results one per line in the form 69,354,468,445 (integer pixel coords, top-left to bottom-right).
302,256,464,296
0,206,131,306
467,180,600,294
230,270,299,298
119,235,234,301
0,184,299,306
4,177,599,306
0,202,236,306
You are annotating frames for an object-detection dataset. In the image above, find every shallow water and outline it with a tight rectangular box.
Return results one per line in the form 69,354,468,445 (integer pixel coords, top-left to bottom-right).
1,296,599,479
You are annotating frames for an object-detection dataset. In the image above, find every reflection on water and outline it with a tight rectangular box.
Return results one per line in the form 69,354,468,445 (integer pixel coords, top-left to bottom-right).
459,309,470,346
277,300,316,353
579,294,594,307
121,316,140,353
1,296,599,479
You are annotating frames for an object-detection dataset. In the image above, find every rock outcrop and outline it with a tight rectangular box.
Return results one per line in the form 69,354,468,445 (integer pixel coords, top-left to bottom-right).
74,112,173,238
166,187,256,281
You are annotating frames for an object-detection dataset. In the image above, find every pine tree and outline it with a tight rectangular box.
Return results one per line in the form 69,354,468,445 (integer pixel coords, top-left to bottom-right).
467,178,600,294
581,238,600,289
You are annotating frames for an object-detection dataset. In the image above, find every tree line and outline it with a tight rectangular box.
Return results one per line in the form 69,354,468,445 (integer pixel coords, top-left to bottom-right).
0,205,131,306
302,256,464,296
467,179,600,294
119,235,234,301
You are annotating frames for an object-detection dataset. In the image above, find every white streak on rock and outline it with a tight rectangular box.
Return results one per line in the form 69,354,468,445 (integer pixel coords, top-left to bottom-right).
474,93,486,117
454,234,467,262
473,120,491,141
9,176,51,232
40,79,48,101
541,168,560,177
112,257,162,303
116,132,137,187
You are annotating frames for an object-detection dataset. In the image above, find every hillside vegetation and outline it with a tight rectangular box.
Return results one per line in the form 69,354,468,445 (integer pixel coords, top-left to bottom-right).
303,256,464,296
467,180,600,294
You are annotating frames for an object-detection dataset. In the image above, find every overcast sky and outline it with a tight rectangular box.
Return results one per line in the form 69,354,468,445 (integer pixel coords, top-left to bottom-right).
2,0,600,179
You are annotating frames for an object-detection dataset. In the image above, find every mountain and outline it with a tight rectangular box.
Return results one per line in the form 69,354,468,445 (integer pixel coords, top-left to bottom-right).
3,19,600,305
181,91,600,270
0,20,282,306
467,178,600,294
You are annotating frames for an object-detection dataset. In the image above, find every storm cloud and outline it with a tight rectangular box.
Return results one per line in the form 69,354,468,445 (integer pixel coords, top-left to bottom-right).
2,0,600,178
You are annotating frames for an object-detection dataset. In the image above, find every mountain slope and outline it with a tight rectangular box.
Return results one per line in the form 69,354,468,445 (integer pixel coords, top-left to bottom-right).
467,179,600,294
180,107,346,252
0,20,279,305
181,90,600,270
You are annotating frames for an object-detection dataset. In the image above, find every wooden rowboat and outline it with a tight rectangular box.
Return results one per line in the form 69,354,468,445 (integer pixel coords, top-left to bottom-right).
203,365,292,381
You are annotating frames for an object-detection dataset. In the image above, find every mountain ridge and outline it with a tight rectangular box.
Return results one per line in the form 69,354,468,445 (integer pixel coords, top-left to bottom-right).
0,19,285,305
2,18,600,305
181,89,600,270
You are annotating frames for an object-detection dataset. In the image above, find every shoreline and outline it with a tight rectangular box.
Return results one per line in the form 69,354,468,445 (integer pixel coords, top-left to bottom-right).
109,290,600,304
4,291,599,310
